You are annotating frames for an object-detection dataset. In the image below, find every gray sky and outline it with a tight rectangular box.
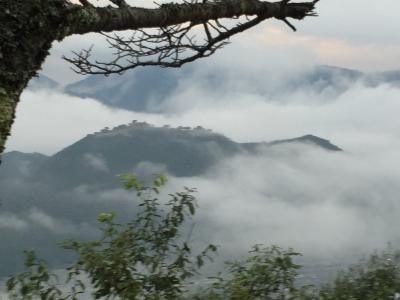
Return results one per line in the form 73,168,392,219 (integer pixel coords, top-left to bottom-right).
43,0,400,84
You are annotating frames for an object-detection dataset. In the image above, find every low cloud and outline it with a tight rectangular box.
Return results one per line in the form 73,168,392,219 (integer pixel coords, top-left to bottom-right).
160,82,400,156
3,0,400,288
0,213,28,231
6,66,400,258
4,51,400,283
5,90,162,155
84,153,109,172
167,143,400,263
1,140,400,280
28,208,95,236
10,68,400,157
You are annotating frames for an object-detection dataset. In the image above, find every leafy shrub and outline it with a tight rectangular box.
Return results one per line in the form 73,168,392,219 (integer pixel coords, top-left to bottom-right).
6,174,216,300
6,174,400,300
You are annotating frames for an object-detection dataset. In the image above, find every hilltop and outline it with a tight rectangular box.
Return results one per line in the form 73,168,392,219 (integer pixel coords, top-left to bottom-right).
2,122,342,190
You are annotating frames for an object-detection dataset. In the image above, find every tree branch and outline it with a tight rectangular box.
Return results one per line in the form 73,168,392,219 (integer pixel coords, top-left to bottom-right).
65,0,319,36
63,0,319,75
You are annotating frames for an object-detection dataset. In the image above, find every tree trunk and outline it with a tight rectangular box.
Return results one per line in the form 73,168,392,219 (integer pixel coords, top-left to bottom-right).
0,90,18,156
0,0,318,160
0,0,71,158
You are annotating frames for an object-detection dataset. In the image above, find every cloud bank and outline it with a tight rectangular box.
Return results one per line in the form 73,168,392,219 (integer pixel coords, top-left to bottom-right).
3,65,400,283
4,0,400,281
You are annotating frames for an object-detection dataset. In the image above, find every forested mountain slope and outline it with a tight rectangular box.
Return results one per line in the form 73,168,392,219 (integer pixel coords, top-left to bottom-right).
2,123,341,189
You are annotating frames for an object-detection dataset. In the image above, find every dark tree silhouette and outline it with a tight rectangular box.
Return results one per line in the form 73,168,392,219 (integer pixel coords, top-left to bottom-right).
0,0,319,158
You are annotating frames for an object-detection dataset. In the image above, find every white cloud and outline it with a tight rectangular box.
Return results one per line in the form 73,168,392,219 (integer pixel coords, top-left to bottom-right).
7,72,400,162
4,0,400,279
8,64,400,256
84,153,109,172
28,208,96,236
157,82,400,156
5,90,160,155
0,213,28,231
164,141,400,262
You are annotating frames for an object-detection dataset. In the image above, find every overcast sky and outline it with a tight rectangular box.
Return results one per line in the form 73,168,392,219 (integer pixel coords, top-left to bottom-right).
2,0,400,287
8,0,400,154
44,0,400,84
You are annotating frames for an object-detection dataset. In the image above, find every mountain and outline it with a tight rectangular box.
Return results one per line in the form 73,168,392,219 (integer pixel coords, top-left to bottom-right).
64,65,365,112
241,134,342,153
0,125,342,280
285,65,363,95
64,67,187,111
365,70,400,87
2,123,342,190
27,74,59,91
0,151,48,179
36,66,400,114
267,134,343,151
36,123,241,189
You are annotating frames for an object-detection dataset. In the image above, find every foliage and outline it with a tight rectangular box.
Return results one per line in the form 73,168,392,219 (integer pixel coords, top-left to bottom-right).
210,245,302,299
6,251,64,300
6,175,400,300
191,246,317,300
319,247,400,300
189,247,400,300
6,174,216,300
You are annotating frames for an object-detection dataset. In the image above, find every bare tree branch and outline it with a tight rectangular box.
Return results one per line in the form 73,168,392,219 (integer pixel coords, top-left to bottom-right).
64,0,319,75
0,0,320,157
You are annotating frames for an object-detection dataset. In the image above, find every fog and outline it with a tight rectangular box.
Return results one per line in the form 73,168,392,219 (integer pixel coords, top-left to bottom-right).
3,0,400,286
172,143,400,261
3,60,400,281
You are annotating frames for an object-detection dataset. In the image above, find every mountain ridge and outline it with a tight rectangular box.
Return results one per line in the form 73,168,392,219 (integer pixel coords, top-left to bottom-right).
27,74,59,91
63,65,363,112
62,64,400,113
3,123,342,189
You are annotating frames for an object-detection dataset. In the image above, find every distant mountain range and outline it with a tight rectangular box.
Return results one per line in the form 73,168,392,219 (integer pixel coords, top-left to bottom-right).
27,65,400,113
27,74,59,91
61,65,400,112
64,66,182,111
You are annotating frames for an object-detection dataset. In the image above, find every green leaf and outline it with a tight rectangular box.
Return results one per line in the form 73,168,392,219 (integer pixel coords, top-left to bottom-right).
97,212,115,224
